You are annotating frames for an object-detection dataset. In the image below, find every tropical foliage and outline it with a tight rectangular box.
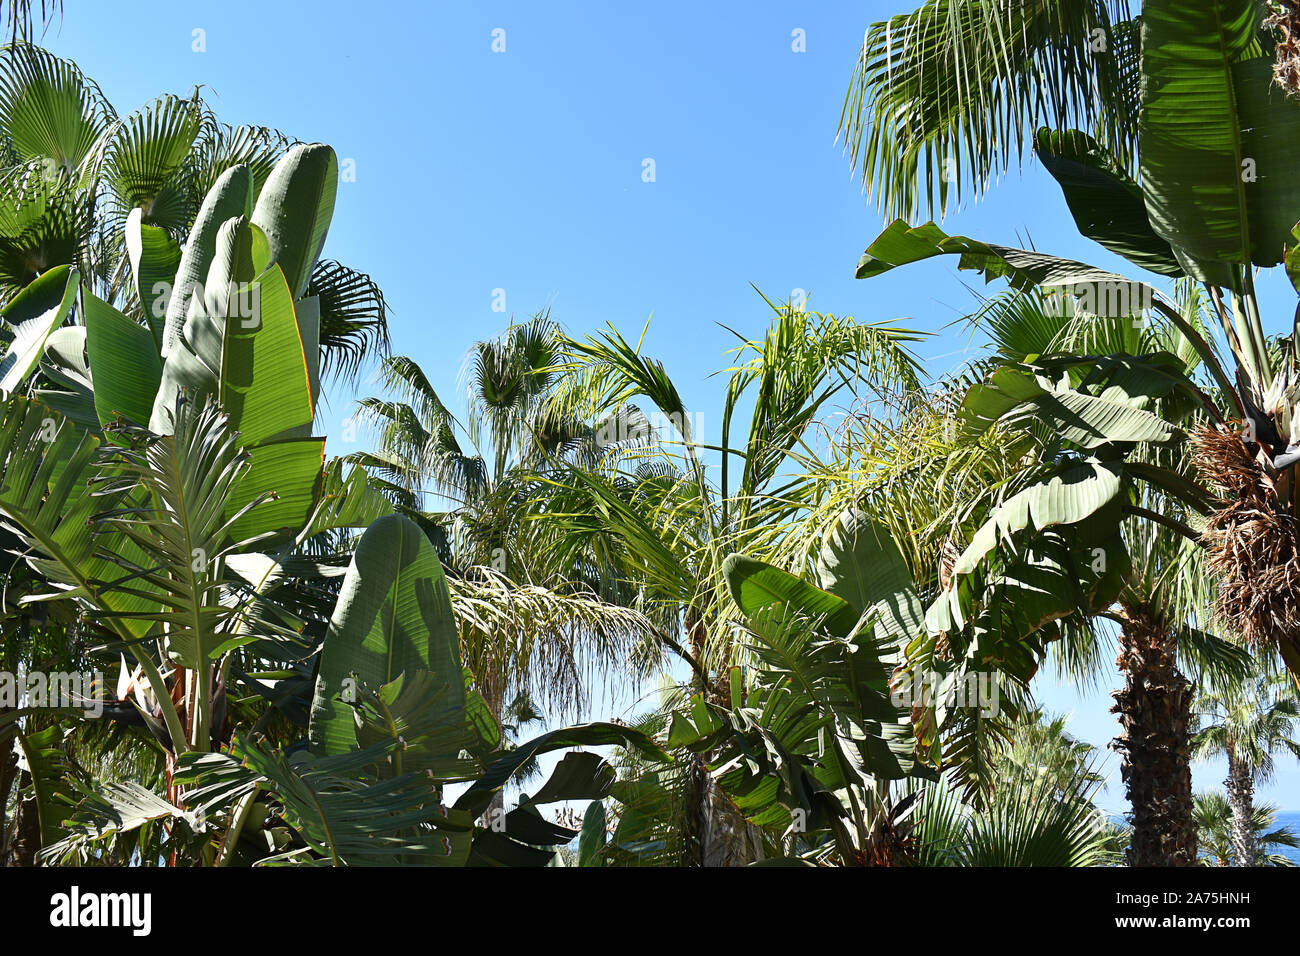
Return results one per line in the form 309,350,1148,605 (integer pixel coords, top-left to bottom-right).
5,0,1300,870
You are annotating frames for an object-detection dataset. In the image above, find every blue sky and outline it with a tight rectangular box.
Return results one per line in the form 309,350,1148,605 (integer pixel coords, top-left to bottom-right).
45,0,1299,810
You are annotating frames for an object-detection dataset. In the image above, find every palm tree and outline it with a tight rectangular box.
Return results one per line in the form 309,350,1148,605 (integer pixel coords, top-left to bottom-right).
847,3,1300,699
977,296,1255,866
839,0,1137,223
1193,668,1300,865
1000,707,1106,792
352,315,663,729
768,283,1253,863
1194,791,1300,866
527,302,924,864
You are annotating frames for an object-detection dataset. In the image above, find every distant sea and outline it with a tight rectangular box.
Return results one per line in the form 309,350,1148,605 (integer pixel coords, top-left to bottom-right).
1108,811,1300,864
1276,811,1300,865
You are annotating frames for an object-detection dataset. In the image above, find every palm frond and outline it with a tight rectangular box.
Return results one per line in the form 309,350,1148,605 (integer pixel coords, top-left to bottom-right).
307,258,390,383
839,0,1137,220
448,564,663,720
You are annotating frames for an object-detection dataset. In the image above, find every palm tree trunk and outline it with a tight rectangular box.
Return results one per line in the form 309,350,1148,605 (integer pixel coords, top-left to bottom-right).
1224,745,1256,866
0,722,15,864
479,664,507,830
5,770,40,866
1111,611,1197,866
694,769,764,866
684,606,762,866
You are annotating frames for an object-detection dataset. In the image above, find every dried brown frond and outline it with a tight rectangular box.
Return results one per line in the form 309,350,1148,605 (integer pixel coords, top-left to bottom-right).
856,804,919,867
1267,1,1300,100
1191,423,1300,648
938,537,961,591
929,538,961,661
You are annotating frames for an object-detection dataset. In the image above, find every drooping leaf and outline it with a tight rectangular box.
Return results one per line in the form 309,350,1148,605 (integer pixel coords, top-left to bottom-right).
309,514,464,756
855,220,1156,319
1034,127,1184,277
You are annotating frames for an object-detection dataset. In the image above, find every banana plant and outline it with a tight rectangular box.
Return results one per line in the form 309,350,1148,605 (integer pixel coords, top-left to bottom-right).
0,391,390,863
658,509,938,865
0,43,388,378
42,513,669,866
0,135,383,557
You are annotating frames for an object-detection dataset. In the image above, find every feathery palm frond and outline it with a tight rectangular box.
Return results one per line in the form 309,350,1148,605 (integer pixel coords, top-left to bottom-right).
307,259,391,383
448,565,663,720
839,0,1137,221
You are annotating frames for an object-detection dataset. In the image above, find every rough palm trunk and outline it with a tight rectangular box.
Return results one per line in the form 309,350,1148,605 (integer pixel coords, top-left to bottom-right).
0,724,15,864
696,772,764,866
684,606,761,866
479,664,507,830
1224,744,1256,867
1110,611,1197,866
6,770,40,866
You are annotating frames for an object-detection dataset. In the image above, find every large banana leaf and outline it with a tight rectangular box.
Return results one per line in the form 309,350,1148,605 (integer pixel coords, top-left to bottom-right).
856,219,1156,310
150,215,271,434
309,513,464,756
0,263,77,396
1140,0,1300,272
219,263,314,446
723,553,859,637
1034,128,1184,277
949,458,1123,583
223,437,326,542
199,216,273,340
815,507,924,641
160,163,252,359
125,206,181,347
250,143,337,298
83,291,162,430
960,362,1181,449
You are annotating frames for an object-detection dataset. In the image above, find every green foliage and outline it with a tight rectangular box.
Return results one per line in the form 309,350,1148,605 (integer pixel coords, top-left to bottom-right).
309,514,464,756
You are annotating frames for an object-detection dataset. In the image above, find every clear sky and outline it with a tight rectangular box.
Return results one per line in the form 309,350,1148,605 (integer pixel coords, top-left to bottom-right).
44,0,1298,810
